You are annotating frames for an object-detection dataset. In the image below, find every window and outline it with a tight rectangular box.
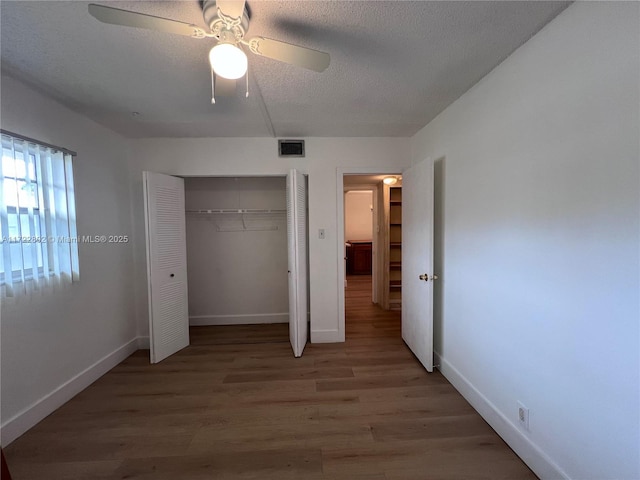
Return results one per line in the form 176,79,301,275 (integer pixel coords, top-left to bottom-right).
0,132,79,297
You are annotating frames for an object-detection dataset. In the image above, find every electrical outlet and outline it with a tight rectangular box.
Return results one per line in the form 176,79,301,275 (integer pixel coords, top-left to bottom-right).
318,229,325,239
518,401,529,431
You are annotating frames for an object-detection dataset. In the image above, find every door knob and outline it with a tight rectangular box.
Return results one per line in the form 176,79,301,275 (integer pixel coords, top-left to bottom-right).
419,274,439,281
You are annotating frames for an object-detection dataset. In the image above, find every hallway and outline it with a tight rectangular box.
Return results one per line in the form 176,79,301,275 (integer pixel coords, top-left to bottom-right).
345,275,401,341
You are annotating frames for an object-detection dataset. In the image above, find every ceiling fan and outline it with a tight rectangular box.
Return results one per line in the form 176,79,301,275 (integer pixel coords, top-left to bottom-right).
88,0,330,102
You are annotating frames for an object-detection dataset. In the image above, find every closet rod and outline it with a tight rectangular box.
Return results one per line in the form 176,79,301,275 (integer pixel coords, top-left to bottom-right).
186,209,286,214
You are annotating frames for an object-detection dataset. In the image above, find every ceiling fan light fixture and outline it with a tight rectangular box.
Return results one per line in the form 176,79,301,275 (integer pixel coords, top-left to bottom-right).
209,43,247,79
383,176,398,185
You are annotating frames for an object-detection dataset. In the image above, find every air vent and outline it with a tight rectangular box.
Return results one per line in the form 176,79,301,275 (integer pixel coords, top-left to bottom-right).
278,139,305,157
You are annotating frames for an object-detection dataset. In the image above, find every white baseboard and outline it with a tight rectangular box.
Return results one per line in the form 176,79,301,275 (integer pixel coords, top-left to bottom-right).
136,335,150,349
0,337,140,446
434,351,570,480
311,329,343,343
189,313,288,326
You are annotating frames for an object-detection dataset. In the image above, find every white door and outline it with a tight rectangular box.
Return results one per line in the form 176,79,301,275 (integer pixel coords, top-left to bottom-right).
143,171,189,364
402,158,435,372
286,169,308,357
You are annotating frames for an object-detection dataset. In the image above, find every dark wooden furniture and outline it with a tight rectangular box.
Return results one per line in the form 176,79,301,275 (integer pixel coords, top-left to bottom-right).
346,240,372,275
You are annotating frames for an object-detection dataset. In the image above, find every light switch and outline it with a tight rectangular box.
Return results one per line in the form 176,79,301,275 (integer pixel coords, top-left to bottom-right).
318,229,326,239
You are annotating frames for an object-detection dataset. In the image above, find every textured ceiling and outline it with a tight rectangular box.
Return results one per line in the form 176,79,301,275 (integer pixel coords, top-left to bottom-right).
1,1,570,138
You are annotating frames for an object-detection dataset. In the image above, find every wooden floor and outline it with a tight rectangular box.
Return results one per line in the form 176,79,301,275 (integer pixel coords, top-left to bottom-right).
4,275,536,479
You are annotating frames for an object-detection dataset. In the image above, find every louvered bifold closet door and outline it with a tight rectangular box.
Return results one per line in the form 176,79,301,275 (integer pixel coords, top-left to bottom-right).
143,172,189,364
286,169,308,357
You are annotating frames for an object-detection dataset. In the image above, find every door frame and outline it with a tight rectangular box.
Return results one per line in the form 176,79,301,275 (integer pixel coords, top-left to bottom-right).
143,172,309,361
336,167,404,342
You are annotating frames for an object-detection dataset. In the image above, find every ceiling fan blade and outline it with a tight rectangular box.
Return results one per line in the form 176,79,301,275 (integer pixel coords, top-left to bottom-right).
216,0,246,21
247,37,330,73
88,4,202,37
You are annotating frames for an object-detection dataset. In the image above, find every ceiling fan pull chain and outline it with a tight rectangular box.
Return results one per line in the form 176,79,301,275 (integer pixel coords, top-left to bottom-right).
210,68,216,104
245,64,249,98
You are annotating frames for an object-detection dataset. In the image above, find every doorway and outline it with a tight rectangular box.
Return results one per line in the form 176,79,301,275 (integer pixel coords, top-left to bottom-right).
342,173,402,339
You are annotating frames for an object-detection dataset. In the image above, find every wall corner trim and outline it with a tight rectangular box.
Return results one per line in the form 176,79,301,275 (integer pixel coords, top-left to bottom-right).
136,336,150,350
434,352,571,480
0,337,140,446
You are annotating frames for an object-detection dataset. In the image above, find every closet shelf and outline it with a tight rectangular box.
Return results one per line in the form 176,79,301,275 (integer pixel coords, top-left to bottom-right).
186,209,286,214
386,185,402,310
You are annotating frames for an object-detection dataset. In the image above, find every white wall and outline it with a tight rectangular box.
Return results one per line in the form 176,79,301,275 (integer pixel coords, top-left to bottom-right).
129,138,410,342
0,74,138,444
184,177,288,325
345,191,373,241
410,3,639,479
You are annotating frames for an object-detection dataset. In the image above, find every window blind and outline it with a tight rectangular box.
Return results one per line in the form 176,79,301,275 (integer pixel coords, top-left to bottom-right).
0,132,79,298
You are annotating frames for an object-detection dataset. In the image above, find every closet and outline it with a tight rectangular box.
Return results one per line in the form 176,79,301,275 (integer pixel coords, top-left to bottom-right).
143,171,309,363
184,177,289,327
378,180,402,310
